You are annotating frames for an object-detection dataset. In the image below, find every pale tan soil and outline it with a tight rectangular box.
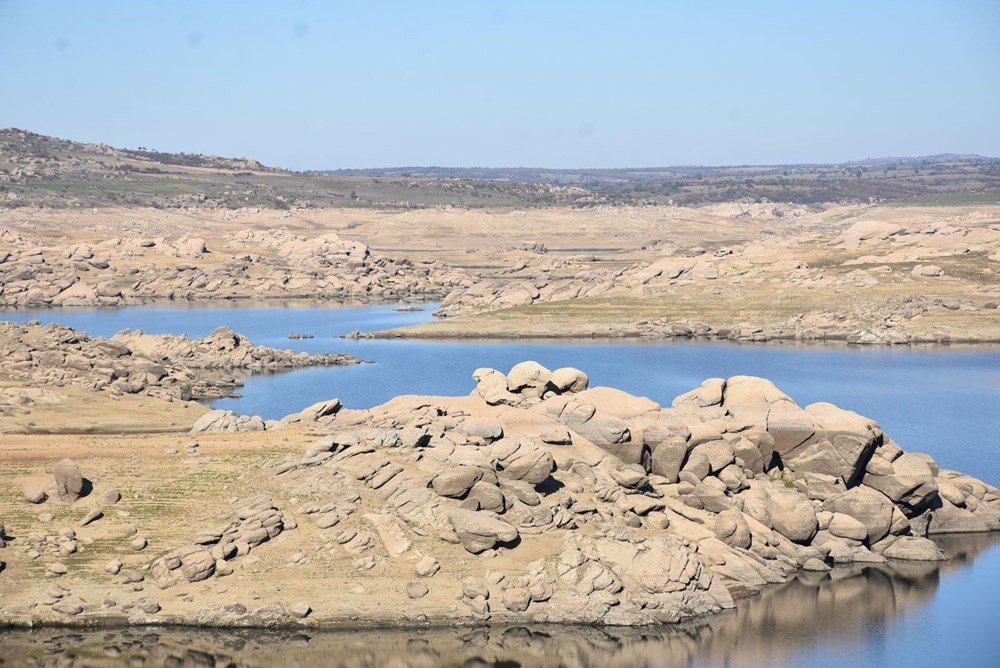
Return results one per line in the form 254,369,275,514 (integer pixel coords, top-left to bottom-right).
7,202,999,345
0,425,620,628
375,204,1000,343
0,378,206,434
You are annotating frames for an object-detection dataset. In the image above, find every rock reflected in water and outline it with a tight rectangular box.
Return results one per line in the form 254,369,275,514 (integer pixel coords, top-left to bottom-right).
1,535,995,668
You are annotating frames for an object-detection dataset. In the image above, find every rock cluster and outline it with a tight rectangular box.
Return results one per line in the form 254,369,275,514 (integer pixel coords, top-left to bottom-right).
205,363,991,626
0,321,360,410
3,364,998,629
150,495,287,589
0,227,468,307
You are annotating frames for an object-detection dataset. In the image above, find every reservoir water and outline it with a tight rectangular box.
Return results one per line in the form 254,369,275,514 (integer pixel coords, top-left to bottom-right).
2,302,999,666
6,302,999,483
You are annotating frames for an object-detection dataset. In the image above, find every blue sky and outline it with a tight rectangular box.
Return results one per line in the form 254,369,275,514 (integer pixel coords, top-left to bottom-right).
1,1,997,169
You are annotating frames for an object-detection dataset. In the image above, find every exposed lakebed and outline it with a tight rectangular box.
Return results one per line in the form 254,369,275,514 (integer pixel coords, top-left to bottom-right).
2,302,999,666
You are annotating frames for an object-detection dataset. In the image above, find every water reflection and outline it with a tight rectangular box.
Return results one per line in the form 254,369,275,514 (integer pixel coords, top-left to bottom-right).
2,536,996,668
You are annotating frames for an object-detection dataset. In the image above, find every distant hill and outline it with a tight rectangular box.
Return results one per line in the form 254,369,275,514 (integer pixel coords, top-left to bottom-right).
2,128,998,209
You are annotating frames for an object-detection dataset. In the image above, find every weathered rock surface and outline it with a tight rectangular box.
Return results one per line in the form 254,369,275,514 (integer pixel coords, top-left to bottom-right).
0,321,360,416
0,227,468,309
52,459,84,503
2,363,998,630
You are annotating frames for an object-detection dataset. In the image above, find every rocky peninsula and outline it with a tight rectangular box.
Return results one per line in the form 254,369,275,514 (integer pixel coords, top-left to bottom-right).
1,361,997,629
0,321,359,433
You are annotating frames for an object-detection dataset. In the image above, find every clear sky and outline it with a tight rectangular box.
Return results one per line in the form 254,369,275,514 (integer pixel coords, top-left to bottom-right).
1,1,998,169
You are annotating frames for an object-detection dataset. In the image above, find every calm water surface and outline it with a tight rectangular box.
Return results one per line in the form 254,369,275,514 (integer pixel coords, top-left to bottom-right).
2,303,999,667
1,535,998,667
5,303,998,481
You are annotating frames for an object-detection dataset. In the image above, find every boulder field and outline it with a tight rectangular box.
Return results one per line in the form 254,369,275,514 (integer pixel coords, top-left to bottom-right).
393,216,1000,345
0,226,468,308
0,362,997,628
0,321,360,414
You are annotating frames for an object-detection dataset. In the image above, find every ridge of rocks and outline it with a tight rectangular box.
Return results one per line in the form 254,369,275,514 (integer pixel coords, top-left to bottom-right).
0,227,469,308
2,362,997,628
0,321,359,411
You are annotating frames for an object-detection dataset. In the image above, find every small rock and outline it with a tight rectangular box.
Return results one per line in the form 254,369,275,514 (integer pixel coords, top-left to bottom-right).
462,578,490,600
290,602,312,618
802,557,831,572
47,562,68,576
23,485,47,504
52,601,83,616
100,488,122,505
105,559,123,575
80,507,104,527
414,555,440,578
130,537,148,551
501,586,532,612
136,598,160,614
406,582,429,599
53,459,85,503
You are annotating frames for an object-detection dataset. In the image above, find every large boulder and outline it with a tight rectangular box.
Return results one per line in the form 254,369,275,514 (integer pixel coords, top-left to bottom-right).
472,368,519,406
280,399,341,425
827,486,895,544
544,396,631,446
53,459,84,503
827,512,868,542
191,410,265,433
769,490,818,544
721,377,816,455
926,498,992,535
880,536,945,561
649,436,688,482
688,440,736,474
506,361,551,399
786,434,877,488
180,549,216,582
549,367,589,393
430,466,482,498
862,452,940,515
449,509,519,554
672,378,725,411
500,446,555,485
714,509,752,549
800,402,882,484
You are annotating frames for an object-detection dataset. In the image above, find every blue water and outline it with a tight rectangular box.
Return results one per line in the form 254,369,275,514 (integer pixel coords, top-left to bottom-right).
2,302,1000,666
4,302,996,483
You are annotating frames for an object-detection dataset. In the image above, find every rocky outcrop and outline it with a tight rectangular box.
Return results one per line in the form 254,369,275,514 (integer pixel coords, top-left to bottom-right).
150,495,287,589
0,227,468,308
2,364,997,629
190,410,266,433
0,321,360,409
240,365,997,625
